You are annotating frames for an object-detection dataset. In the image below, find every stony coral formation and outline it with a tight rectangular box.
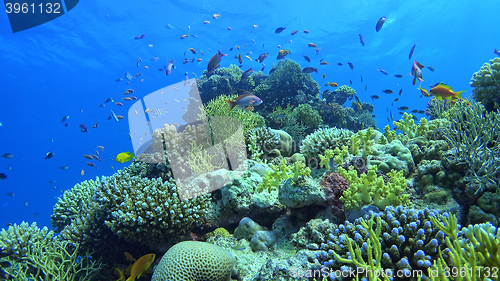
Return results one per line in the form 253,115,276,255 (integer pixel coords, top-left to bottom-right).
53,169,210,250
300,127,354,159
470,57,500,111
151,241,236,281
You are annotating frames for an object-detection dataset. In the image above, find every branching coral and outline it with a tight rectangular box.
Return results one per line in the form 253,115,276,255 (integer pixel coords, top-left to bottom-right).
256,159,311,193
0,223,100,280
339,166,409,210
429,213,500,280
442,100,500,194
300,127,354,159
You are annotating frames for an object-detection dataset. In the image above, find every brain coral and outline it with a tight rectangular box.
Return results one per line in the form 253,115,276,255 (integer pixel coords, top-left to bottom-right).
151,241,236,281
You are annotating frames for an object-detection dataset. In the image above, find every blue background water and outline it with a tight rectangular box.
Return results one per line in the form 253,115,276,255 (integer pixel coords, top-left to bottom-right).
0,0,499,229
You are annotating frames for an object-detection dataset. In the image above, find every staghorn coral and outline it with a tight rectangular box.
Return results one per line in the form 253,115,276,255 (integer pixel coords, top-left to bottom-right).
470,57,500,111
151,241,236,281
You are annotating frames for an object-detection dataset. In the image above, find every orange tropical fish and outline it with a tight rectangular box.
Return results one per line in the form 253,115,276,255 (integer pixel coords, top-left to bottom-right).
320,61,329,65
213,13,221,19
122,97,132,101
115,102,123,106
429,83,465,101
325,82,338,87
180,34,189,39
114,268,126,281
417,85,430,97
125,254,155,281
116,115,124,119
124,252,136,262
80,169,84,176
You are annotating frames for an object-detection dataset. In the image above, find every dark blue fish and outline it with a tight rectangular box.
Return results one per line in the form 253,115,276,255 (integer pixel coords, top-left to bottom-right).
394,74,403,78
255,53,268,63
359,34,365,46
45,151,54,160
376,16,388,32
0,173,6,180
6,192,14,197
275,27,286,33
79,124,88,133
348,62,354,69
494,48,500,57
61,116,69,122
409,44,416,59
165,24,173,29
303,55,311,62
134,34,145,40
302,67,318,73
427,66,435,72
378,68,388,75
241,67,254,80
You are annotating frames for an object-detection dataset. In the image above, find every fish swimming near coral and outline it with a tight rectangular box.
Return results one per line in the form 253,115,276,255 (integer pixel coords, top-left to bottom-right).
115,152,134,163
429,83,465,101
126,253,155,281
207,48,227,73
225,94,262,111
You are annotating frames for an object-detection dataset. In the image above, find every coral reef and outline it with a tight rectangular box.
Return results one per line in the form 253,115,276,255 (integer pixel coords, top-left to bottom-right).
300,127,354,159
0,222,100,280
470,57,500,111
339,166,409,211
253,59,321,114
151,241,237,281
320,171,350,222
53,169,210,252
292,206,452,280
442,100,500,195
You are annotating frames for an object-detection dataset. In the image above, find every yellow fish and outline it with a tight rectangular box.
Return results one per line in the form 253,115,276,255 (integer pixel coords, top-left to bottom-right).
126,254,155,281
115,152,134,163
114,268,126,281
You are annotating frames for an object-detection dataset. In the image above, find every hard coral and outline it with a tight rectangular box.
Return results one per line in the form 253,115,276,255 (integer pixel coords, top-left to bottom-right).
151,241,236,281
320,171,350,221
470,57,500,111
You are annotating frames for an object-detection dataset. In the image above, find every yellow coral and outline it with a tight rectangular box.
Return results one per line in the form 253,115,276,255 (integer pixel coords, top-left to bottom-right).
206,227,232,240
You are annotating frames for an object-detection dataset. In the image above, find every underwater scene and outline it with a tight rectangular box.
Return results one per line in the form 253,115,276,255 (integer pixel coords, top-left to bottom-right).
1,0,500,280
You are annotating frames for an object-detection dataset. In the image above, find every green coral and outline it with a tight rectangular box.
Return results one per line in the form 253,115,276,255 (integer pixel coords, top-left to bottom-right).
383,113,449,144
54,169,211,250
329,215,387,281
470,57,500,111
348,127,376,160
339,165,409,210
292,103,323,128
335,85,357,100
442,100,500,194
319,149,334,170
429,213,500,280
244,126,281,159
200,93,265,134
256,158,310,193
300,127,354,159
0,222,100,280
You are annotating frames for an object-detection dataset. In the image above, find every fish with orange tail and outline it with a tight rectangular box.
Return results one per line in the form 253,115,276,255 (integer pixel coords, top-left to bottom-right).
225,94,262,111
410,60,424,85
429,83,465,101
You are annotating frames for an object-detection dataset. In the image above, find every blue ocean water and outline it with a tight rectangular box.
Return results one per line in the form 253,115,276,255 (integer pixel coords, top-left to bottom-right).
0,0,499,230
